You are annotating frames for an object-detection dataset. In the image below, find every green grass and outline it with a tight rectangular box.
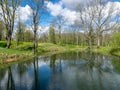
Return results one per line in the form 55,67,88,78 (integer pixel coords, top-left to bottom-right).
0,41,120,65
0,47,33,64
38,43,87,54
92,46,120,57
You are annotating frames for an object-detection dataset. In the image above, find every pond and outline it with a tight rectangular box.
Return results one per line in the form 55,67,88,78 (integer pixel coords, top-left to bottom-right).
0,52,120,90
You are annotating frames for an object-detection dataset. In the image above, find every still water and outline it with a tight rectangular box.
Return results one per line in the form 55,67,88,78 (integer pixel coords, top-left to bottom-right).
0,52,120,90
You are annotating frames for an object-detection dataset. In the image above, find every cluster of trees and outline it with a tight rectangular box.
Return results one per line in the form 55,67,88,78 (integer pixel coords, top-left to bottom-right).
47,0,120,48
0,0,120,54
0,0,48,54
40,25,120,47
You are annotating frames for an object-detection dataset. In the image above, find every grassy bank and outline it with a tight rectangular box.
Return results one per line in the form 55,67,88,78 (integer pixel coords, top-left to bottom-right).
0,41,87,64
0,41,120,65
92,47,120,57
0,47,33,64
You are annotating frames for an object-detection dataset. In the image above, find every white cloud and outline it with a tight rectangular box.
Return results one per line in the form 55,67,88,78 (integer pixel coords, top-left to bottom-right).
0,5,32,23
16,5,32,22
47,1,63,16
61,0,86,10
47,1,78,25
47,0,120,26
61,8,78,24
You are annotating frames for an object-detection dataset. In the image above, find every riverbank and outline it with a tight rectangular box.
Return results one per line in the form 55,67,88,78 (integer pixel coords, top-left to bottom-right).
0,47,33,64
92,47,120,57
0,41,120,65
0,42,86,64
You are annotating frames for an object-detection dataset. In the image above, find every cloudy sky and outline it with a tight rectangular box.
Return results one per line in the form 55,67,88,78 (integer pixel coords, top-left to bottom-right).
18,0,120,25
0,0,120,33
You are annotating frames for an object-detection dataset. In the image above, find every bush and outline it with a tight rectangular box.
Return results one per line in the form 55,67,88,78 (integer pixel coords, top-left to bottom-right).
0,41,7,48
15,43,33,50
110,48,120,54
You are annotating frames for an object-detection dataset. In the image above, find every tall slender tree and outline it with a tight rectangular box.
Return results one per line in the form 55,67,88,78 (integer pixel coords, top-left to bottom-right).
29,0,48,54
0,0,21,48
49,26,56,44
77,0,120,48
0,21,5,41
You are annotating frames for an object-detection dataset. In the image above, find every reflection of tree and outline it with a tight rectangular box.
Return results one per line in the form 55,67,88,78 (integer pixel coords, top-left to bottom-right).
7,67,15,90
33,57,39,90
0,68,6,81
112,57,120,73
76,52,104,90
50,54,56,72
0,68,7,89
17,63,28,90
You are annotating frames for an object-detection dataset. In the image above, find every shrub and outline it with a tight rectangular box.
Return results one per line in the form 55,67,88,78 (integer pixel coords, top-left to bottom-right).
0,41,7,48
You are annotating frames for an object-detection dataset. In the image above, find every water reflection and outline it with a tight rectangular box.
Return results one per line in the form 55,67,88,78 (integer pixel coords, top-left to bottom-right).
0,52,120,90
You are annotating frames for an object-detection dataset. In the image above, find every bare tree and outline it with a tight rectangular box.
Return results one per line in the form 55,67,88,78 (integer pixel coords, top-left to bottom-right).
52,16,66,44
77,0,120,48
93,0,119,47
0,21,5,41
0,0,21,48
77,2,95,49
29,0,48,54
16,17,26,46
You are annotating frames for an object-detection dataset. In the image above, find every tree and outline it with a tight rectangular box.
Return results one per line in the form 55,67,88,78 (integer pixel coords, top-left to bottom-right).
112,33,120,47
24,30,34,42
16,21,26,46
77,0,120,48
29,0,48,54
92,0,119,47
50,15,66,44
0,0,21,48
77,3,95,49
0,21,5,41
49,27,56,44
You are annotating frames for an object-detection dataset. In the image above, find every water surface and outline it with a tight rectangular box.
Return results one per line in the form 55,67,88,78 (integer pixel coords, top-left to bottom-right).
0,52,120,90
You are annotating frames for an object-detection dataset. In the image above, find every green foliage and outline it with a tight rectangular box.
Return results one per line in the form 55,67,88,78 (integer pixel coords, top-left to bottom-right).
112,59,120,73
0,41,7,48
24,30,34,42
110,48,120,56
49,27,56,44
38,43,64,53
15,22,26,45
0,21,5,41
112,33,120,47
12,42,33,50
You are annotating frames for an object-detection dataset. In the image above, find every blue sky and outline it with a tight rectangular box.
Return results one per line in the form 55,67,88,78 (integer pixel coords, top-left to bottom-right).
18,0,120,30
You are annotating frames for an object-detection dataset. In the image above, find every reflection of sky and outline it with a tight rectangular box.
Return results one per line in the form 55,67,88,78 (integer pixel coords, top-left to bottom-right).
0,54,120,90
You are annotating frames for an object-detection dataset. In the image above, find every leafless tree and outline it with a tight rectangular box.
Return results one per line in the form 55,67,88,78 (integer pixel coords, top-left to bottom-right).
29,0,48,54
93,0,119,47
77,0,120,48
0,0,21,48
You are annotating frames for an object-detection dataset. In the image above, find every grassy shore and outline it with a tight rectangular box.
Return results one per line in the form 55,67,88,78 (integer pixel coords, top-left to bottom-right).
92,47,120,57
0,47,33,64
0,41,120,65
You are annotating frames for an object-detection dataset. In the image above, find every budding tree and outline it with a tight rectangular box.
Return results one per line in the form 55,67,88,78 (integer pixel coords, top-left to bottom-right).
0,0,21,48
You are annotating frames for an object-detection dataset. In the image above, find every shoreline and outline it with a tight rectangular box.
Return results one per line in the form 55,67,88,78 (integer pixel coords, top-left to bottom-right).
0,43,120,68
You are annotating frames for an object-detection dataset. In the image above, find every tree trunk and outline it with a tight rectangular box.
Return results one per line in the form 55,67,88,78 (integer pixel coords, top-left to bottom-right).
97,33,102,48
33,29,38,55
7,35,12,49
97,35,100,48
89,37,92,50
